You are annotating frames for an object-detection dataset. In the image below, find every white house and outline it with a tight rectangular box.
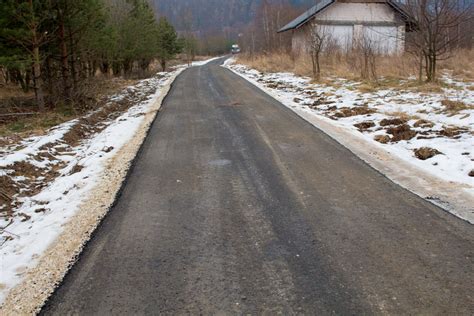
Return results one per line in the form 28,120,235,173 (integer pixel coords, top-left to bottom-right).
278,0,412,55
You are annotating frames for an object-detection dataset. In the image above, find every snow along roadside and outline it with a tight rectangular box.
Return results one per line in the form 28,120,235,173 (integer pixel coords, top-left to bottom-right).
0,67,185,315
223,60,474,224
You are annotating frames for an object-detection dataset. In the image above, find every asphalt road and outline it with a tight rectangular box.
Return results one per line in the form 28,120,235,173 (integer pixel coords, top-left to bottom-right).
42,59,473,315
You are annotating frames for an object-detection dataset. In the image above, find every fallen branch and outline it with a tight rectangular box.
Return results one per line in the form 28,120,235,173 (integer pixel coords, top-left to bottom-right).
0,189,12,201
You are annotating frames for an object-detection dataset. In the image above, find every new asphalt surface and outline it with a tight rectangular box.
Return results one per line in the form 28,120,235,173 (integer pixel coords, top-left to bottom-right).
42,58,473,315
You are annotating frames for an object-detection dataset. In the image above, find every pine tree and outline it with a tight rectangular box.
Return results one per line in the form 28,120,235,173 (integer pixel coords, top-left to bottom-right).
0,0,52,110
156,17,181,71
0,0,188,112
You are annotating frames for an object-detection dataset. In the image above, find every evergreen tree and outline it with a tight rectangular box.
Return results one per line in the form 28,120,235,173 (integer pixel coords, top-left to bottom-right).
156,17,181,71
0,0,52,110
0,0,190,111
180,36,198,66
119,0,160,75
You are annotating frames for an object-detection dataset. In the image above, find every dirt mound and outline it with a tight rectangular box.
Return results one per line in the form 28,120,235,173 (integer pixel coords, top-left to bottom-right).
414,147,442,160
311,97,333,107
438,127,469,138
380,118,407,126
354,121,375,131
387,124,417,142
414,119,434,128
374,135,390,144
334,106,374,118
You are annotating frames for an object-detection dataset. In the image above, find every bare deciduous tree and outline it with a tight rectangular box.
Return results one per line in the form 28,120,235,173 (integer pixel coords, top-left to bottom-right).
307,23,332,80
240,1,301,55
355,34,378,81
404,0,473,82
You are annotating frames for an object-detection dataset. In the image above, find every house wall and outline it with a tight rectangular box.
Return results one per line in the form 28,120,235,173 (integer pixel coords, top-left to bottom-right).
316,2,398,23
292,2,405,55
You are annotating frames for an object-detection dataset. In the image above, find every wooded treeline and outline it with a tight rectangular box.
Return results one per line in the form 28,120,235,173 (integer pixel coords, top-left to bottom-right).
239,0,303,54
0,0,182,111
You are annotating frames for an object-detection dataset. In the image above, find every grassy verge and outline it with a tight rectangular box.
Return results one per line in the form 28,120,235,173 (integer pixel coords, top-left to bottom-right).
236,49,474,86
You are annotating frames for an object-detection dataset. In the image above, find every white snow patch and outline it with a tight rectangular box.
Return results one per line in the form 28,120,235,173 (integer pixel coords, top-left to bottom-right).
191,56,221,67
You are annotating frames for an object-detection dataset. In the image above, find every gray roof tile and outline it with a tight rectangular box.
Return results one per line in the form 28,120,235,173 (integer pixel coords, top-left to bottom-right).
277,0,335,33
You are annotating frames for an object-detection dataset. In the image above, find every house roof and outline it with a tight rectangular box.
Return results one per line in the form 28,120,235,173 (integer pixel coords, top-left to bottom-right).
277,0,410,33
277,0,335,33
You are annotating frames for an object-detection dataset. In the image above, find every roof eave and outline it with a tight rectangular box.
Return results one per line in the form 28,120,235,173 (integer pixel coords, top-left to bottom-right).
387,0,417,31
277,0,335,33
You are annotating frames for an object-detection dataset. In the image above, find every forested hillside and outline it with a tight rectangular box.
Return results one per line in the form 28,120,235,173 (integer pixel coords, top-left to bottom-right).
150,0,314,34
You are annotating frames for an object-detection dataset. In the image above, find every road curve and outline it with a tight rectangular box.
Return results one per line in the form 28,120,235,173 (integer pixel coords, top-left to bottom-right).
42,59,473,315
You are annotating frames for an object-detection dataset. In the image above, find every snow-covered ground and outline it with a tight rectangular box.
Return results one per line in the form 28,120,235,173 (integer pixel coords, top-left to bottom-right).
191,56,221,66
0,65,192,303
224,58,474,221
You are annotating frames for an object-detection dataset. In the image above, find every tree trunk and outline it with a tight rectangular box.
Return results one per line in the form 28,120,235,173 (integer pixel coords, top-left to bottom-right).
100,61,109,75
316,52,321,80
112,61,121,76
25,70,32,92
431,55,436,82
418,53,423,83
161,59,166,71
0,67,7,84
32,45,45,111
426,54,436,82
123,59,133,76
58,7,71,102
12,69,28,93
68,26,78,90
26,0,45,110
45,56,54,95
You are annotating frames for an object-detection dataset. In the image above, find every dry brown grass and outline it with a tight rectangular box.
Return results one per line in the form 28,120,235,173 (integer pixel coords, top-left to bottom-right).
385,111,420,122
237,49,474,86
0,85,35,99
237,51,417,82
0,112,75,137
440,99,473,114
439,49,474,80
236,52,297,74
356,83,378,93
410,83,445,93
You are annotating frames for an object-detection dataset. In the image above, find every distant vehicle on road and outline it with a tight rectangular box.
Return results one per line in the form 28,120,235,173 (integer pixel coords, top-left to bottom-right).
231,44,241,54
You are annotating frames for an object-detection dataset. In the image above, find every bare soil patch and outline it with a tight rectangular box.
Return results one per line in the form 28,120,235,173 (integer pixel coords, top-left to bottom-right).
414,147,443,160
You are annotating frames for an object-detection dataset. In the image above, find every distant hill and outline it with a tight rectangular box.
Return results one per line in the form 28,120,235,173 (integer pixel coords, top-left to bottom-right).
150,0,314,34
